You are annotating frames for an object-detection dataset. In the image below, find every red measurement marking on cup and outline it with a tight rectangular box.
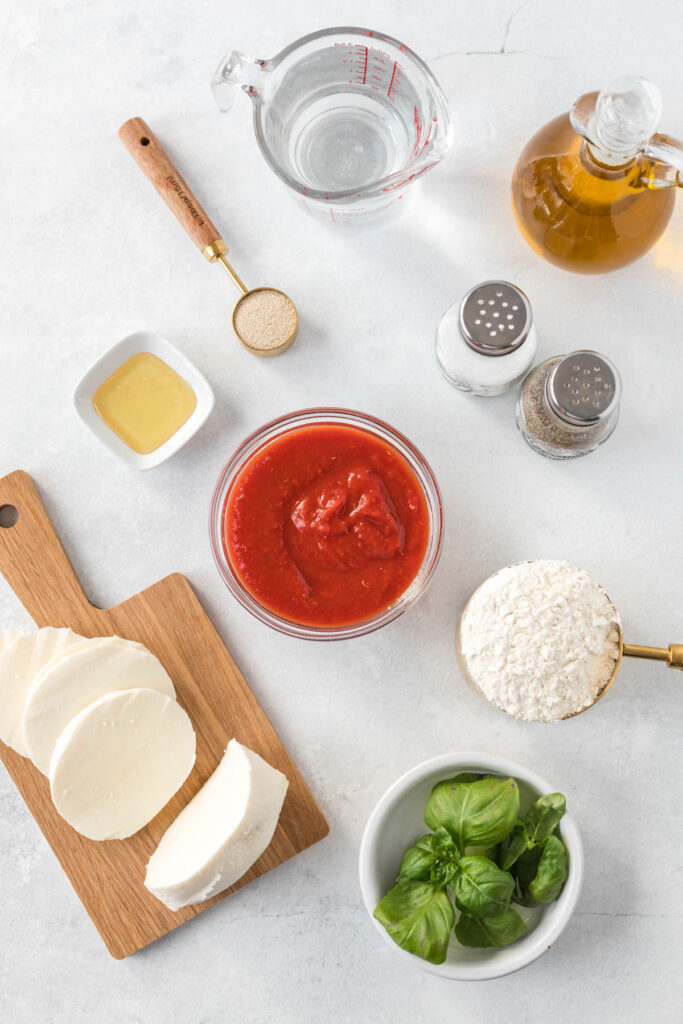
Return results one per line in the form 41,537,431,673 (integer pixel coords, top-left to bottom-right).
382,164,434,192
421,118,437,153
387,61,400,97
411,105,423,157
340,44,370,85
369,55,384,89
342,44,404,92
352,44,368,85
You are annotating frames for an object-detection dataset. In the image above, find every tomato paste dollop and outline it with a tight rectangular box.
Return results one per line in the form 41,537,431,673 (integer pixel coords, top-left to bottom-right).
224,424,430,627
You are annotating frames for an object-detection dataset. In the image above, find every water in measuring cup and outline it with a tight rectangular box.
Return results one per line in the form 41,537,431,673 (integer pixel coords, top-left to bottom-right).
287,93,411,192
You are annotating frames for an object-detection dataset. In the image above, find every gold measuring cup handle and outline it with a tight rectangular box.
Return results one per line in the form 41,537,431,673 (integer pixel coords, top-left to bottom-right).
623,643,683,669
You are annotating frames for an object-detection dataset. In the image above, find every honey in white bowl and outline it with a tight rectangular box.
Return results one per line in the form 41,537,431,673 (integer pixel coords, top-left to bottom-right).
92,352,196,454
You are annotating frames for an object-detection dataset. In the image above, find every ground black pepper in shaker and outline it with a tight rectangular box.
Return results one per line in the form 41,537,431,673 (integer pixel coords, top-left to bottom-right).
515,350,621,459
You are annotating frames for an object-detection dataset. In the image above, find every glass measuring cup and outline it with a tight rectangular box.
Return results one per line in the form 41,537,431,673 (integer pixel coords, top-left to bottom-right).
212,27,452,224
456,562,683,721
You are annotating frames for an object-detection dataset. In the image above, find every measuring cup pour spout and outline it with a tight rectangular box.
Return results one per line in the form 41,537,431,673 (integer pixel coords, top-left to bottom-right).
212,51,267,112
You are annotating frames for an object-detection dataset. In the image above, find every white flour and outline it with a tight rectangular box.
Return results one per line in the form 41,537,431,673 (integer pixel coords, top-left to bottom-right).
458,560,621,722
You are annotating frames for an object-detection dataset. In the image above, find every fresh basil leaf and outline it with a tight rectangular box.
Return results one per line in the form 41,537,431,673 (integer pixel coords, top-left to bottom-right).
430,826,461,861
452,772,484,783
424,776,520,849
453,856,515,918
431,859,459,887
374,881,455,965
513,845,543,904
397,827,460,883
499,827,527,871
514,835,568,906
397,839,439,882
529,834,569,904
454,907,528,948
524,793,566,847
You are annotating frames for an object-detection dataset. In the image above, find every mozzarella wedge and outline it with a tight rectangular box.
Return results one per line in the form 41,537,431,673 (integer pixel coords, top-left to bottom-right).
50,688,195,840
24,637,175,774
0,628,84,755
145,739,288,910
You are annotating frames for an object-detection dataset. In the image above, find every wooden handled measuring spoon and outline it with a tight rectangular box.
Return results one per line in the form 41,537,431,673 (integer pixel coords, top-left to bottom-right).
118,117,298,356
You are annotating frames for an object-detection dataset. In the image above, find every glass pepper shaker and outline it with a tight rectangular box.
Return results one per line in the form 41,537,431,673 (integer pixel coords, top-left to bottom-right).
516,350,621,459
435,280,537,396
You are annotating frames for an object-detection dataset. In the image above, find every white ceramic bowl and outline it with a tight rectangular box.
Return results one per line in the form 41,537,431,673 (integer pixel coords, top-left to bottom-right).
359,751,583,981
74,330,214,470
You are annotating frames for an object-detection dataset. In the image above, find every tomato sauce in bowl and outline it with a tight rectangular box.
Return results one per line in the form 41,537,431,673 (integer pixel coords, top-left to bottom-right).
210,410,443,639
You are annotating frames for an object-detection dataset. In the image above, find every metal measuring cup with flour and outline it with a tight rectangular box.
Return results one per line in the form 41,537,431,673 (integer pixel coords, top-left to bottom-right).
456,559,683,722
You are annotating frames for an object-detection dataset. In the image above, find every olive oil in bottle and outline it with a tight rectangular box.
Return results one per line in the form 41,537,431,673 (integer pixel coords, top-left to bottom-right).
511,77,683,274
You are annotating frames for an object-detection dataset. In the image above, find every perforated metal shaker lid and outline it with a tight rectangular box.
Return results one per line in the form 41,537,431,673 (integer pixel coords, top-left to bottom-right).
459,281,533,356
546,350,621,426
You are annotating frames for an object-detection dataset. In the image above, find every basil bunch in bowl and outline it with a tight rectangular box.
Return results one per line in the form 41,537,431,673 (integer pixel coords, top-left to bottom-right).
358,753,583,980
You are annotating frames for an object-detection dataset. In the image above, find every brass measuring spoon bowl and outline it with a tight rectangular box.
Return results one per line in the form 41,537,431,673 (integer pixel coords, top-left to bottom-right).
456,565,683,721
119,118,298,357
231,289,298,357
203,240,297,356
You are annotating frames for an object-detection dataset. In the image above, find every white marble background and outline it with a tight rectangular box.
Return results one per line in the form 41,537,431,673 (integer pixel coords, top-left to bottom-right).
2,1,683,1021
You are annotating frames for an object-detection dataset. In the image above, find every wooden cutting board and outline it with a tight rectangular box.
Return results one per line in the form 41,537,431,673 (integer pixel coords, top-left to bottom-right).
0,470,329,958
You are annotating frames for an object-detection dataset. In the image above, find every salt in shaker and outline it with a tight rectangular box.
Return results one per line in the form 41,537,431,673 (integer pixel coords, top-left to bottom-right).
435,281,537,396
516,350,621,459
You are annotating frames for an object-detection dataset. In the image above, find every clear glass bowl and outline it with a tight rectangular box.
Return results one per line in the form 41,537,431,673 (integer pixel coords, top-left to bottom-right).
209,408,443,640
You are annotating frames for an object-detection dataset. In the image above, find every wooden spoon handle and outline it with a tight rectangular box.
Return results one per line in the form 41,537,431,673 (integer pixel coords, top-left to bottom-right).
0,471,101,631
119,117,223,256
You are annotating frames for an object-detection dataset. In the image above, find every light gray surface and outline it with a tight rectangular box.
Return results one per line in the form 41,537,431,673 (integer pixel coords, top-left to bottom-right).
1,1,682,1022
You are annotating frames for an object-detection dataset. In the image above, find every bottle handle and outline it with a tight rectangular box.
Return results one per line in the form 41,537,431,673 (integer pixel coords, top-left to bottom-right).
211,50,266,112
642,133,683,188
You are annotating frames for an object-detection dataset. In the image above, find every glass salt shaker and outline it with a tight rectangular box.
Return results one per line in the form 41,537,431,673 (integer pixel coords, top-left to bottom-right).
435,281,537,396
516,350,621,459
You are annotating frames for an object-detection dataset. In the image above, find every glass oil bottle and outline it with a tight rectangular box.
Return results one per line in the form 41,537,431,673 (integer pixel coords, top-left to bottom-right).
511,76,683,274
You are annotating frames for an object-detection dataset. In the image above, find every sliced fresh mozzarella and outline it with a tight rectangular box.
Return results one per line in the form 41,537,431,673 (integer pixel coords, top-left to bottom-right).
0,629,27,656
0,627,84,756
31,633,145,673
145,739,288,910
24,637,175,774
50,688,195,841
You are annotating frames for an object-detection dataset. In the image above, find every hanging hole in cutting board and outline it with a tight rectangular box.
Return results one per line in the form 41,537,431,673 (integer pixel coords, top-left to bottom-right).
0,505,18,528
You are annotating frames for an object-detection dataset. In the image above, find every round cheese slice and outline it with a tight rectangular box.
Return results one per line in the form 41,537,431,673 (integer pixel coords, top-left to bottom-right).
31,633,145,674
0,628,28,656
145,739,288,910
0,627,85,756
50,688,195,841
24,637,175,774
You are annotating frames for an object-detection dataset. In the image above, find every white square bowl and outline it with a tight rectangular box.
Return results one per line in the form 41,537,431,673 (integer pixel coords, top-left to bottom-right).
74,331,214,470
